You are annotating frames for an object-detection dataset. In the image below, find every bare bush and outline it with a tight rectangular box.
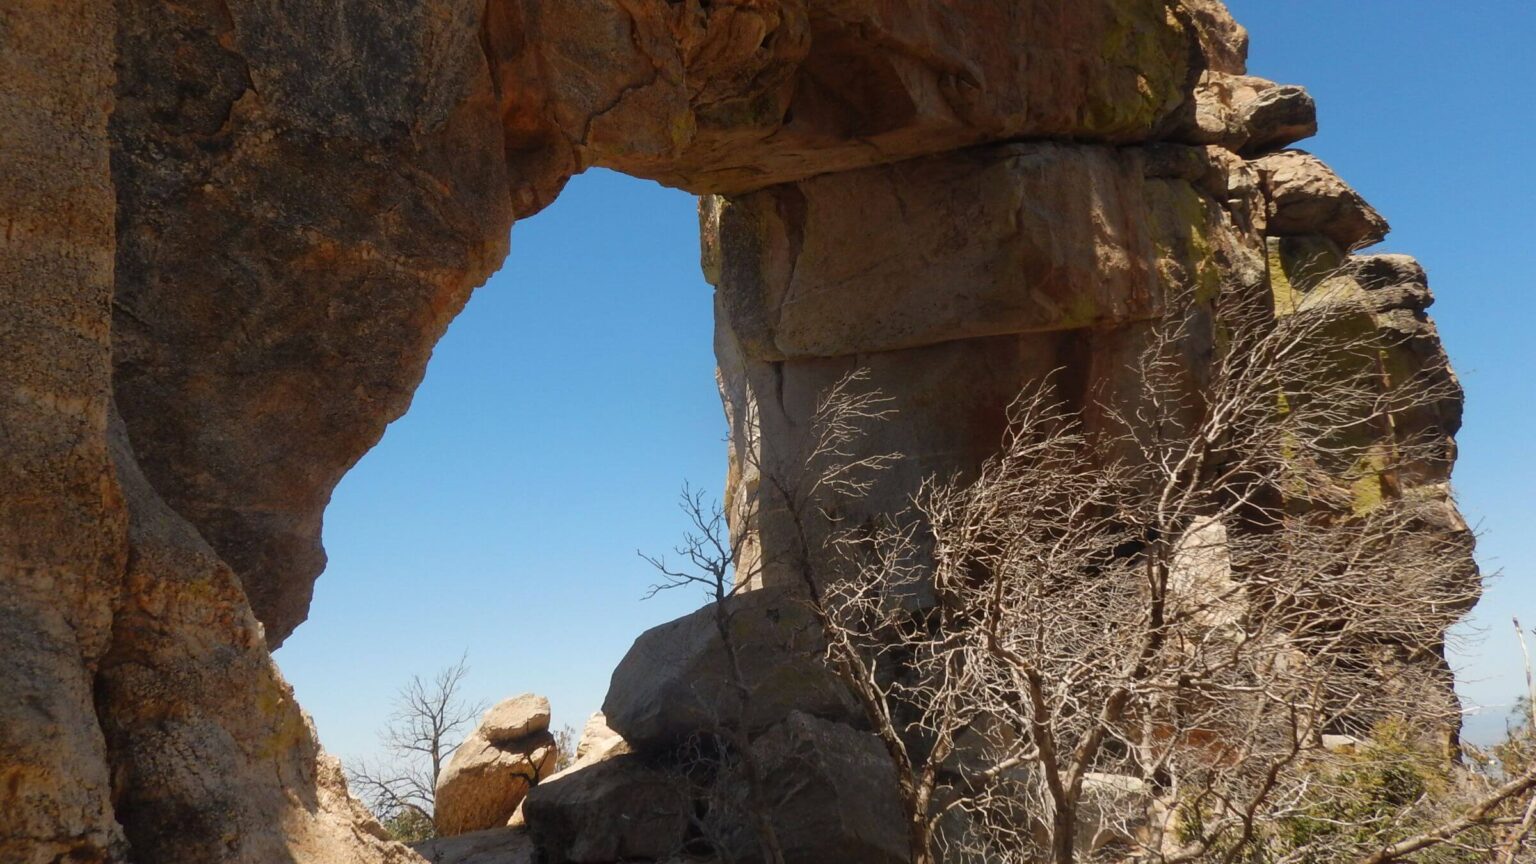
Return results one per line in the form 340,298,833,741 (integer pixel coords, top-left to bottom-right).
776,281,1531,863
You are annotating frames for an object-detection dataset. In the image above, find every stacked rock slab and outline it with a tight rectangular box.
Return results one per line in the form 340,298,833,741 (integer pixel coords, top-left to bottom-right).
435,695,561,837
0,3,1476,864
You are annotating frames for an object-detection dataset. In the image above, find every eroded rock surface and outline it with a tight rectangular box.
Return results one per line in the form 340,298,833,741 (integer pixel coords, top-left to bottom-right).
602,586,858,751
413,828,534,864
436,695,560,837
1,2,1476,864
0,3,125,861
110,0,517,646
725,712,906,864
523,756,691,864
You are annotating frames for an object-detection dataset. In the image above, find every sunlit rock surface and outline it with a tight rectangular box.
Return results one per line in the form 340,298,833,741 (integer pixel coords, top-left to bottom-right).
0,1,1473,862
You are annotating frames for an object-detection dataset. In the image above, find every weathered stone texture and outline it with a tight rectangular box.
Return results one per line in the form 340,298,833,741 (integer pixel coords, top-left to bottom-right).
413,828,534,864
110,0,517,647
730,712,907,864
0,3,126,862
100,0,1262,656
0,1,1477,863
523,756,691,864
711,140,1269,588
709,142,1264,361
492,0,1203,197
1254,149,1390,249
99,414,422,863
602,586,858,751
436,695,560,837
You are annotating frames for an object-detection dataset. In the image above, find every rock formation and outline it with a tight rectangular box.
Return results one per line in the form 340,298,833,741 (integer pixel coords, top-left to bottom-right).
435,695,560,837
602,586,858,750
0,1,1473,863
506,711,629,830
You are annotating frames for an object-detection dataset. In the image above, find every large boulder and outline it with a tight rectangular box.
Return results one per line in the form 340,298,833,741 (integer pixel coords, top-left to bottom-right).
506,711,630,829
481,694,553,745
1253,150,1390,249
725,712,907,864
602,586,859,751
413,827,535,864
1238,84,1318,154
1168,74,1315,155
436,695,560,837
523,756,690,864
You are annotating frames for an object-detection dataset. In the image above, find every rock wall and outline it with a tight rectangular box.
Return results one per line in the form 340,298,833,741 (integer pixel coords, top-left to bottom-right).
1,3,126,862
0,1,1472,862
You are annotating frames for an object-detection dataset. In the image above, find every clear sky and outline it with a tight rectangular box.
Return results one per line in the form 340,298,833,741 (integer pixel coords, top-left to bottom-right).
274,1,1536,764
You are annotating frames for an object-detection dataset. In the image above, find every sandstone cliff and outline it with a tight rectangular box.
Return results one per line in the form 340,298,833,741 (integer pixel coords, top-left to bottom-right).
0,2,1471,862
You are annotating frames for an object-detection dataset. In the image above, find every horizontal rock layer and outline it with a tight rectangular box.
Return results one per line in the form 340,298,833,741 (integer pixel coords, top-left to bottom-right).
105,0,1271,651
1,2,1476,863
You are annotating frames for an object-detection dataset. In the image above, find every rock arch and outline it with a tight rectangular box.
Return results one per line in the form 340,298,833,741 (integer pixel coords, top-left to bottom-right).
1,1,1469,862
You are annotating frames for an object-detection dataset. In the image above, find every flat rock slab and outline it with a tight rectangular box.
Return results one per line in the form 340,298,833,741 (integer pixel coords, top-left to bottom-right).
481,694,552,745
412,827,535,864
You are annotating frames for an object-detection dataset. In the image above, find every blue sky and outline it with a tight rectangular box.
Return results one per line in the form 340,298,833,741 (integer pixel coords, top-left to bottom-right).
274,1,1536,762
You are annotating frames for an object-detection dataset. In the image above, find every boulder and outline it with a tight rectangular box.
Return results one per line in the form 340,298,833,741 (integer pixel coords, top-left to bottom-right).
1170,73,1314,154
1181,0,1250,75
602,587,859,751
1254,150,1390,250
481,694,552,745
436,732,559,837
573,711,629,765
1351,254,1434,314
506,712,629,829
523,756,690,864
413,827,535,864
724,712,906,864
1238,85,1318,154
436,696,562,837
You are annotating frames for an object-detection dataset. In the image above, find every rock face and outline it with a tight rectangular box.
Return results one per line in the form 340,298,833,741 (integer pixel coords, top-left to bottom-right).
602,586,859,750
1,2,1476,864
1,4,127,862
1253,149,1390,249
436,695,560,837
109,0,516,647
727,712,907,864
522,756,691,864
712,139,1269,588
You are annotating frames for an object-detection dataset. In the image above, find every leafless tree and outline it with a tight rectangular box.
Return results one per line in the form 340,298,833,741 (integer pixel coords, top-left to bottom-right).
643,485,788,864
775,279,1536,863
348,654,486,840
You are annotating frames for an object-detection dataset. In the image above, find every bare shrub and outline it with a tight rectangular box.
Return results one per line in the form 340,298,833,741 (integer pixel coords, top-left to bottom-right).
783,282,1528,863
